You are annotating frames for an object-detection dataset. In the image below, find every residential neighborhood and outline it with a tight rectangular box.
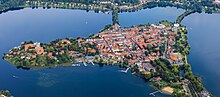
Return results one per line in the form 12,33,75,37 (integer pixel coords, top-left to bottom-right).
86,22,183,73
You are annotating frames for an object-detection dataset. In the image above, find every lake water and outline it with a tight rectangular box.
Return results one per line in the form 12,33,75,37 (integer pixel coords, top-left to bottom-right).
0,7,178,97
0,7,219,97
182,13,220,96
119,7,184,27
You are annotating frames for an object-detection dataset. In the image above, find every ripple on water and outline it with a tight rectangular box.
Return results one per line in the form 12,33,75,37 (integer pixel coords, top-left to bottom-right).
37,72,58,88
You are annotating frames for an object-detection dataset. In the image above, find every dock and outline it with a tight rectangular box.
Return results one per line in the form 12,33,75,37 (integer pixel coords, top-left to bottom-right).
149,91,161,96
72,63,80,67
83,62,87,66
119,68,130,73
91,61,95,65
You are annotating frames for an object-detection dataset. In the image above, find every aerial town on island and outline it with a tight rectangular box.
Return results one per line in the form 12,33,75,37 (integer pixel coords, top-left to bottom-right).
2,21,210,97
88,23,183,66
3,22,182,69
1,0,220,97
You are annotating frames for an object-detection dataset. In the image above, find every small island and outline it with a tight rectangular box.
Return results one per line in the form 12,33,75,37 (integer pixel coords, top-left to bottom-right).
0,90,12,97
2,21,210,97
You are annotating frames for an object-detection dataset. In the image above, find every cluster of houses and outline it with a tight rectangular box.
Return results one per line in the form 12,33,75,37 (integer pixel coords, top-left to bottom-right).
86,23,183,73
118,0,150,10
5,42,45,60
4,38,97,64
4,22,184,72
118,3,143,10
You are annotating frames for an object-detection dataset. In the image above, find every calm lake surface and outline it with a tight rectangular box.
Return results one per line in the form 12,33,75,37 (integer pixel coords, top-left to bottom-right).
0,7,179,97
182,13,220,96
0,7,219,97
